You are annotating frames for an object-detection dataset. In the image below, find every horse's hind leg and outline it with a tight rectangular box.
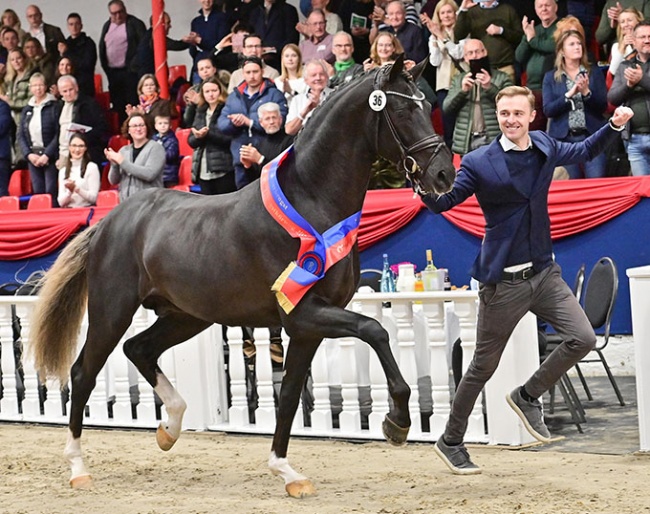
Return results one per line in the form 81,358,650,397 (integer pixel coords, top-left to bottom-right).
122,311,211,451
66,305,139,488
268,336,321,498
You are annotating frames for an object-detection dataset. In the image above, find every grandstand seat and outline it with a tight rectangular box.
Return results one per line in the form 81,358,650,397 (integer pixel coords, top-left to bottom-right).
95,91,111,111
96,190,119,207
94,74,103,93
100,162,119,191
8,169,32,197
176,128,192,157
169,65,187,85
171,185,190,192
453,153,461,169
27,194,52,210
108,134,129,151
106,111,121,136
0,196,20,211
177,155,193,186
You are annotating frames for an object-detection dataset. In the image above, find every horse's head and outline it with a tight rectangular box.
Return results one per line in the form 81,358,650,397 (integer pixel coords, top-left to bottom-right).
373,55,456,196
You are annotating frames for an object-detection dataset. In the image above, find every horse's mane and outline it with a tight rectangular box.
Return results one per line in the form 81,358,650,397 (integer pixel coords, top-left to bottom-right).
293,65,415,145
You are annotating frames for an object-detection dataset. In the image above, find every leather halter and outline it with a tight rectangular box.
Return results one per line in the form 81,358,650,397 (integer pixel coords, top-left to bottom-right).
373,71,446,195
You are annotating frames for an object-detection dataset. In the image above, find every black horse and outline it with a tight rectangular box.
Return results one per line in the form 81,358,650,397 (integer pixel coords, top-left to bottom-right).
30,56,455,497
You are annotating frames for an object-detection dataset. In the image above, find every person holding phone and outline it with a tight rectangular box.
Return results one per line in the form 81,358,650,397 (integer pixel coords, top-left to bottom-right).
442,38,513,155
543,29,608,178
608,20,650,176
454,0,522,82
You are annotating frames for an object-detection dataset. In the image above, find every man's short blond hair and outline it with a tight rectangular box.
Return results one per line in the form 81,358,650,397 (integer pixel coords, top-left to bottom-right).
495,86,536,111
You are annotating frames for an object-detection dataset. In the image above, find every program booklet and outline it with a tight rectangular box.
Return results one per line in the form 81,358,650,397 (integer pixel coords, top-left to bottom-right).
351,13,367,29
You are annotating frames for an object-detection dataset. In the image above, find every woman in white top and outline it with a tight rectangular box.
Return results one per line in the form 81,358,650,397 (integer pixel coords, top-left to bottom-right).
422,0,464,147
274,44,307,102
609,8,643,76
57,134,100,208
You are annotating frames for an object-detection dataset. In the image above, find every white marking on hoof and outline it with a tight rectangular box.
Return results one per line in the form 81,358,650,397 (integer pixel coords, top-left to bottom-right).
64,430,92,488
154,372,187,446
268,451,316,497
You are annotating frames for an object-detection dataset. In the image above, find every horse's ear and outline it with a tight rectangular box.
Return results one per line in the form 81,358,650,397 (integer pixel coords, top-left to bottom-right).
409,57,428,82
387,53,405,83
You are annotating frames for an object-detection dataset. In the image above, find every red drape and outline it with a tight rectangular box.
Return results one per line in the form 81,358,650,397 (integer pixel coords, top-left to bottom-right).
439,176,650,240
0,209,91,260
2,177,650,260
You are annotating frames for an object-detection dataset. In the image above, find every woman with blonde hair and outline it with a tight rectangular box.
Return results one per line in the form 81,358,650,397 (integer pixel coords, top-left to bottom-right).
1,9,26,41
609,8,643,75
422,0,464,147
274,44,307,101
364,32,436,103
0,49,37,124
543,29,608,179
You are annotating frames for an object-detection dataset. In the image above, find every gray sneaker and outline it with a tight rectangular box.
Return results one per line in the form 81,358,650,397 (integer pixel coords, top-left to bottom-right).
434,438,481,475
506,387,552,443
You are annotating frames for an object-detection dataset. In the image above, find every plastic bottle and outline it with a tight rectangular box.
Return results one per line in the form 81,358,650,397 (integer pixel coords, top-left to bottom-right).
380,253,396,293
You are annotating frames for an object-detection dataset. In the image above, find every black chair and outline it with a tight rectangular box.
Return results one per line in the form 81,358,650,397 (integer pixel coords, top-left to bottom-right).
574,257,625,406
540,264,588,432
358,268,382,292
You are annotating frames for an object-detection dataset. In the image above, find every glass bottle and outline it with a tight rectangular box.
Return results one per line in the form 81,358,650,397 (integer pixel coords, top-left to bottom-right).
425,249,437,271
380,253,396,293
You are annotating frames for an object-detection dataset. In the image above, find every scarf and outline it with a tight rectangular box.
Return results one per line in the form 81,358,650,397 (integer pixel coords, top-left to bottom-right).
139,92,159,114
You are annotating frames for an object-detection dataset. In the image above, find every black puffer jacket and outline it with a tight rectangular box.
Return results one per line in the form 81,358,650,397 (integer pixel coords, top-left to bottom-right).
188,102,233,181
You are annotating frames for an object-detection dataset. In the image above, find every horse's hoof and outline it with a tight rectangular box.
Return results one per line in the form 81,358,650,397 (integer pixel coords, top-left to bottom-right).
285,479,317,498
382,415,409,446
70,474,93,489
156,424,177,451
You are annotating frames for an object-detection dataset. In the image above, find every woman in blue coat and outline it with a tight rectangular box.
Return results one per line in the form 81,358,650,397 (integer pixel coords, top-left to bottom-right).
543,30,608,179
18,73,62,203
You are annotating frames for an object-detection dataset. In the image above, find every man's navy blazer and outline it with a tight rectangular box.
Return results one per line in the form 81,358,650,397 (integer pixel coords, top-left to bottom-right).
422,124,619,284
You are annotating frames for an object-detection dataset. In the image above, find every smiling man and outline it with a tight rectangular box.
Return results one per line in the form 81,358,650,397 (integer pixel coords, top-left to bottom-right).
422,85,634,476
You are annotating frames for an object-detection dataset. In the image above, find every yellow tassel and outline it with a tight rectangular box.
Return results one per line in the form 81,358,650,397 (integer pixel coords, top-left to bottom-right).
272,262,298,314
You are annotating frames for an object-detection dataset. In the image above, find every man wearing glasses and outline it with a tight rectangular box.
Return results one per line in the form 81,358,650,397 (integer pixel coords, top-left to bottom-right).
299,9,335,65
227,34,280,93
98,0,146,124
329,31,363,89
56,75,108,169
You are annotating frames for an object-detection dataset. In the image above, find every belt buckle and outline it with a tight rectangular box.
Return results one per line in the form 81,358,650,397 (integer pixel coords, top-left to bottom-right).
522,268,533,280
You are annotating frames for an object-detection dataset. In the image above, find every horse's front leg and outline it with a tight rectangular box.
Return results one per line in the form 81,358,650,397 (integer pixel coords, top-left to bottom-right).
269,336,320,498
286,301,411,442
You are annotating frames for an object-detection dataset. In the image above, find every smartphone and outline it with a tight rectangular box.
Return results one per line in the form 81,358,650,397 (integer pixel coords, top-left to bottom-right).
469,56,491,78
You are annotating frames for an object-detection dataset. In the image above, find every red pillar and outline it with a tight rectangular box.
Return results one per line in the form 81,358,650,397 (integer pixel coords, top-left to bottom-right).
152,0,169,99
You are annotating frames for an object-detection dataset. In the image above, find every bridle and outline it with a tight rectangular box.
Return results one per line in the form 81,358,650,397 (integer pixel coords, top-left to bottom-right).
373,72,446,196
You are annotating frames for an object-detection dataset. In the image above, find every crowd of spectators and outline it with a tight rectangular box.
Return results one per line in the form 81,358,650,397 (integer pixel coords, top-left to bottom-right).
0,0,647,207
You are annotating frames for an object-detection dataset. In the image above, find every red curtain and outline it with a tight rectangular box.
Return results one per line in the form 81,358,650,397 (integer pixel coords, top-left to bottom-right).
0,209,91,260
439,176,650,240
2,177,650,260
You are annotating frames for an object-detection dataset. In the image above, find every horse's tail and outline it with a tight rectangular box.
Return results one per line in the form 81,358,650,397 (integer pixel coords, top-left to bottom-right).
31,224,99,384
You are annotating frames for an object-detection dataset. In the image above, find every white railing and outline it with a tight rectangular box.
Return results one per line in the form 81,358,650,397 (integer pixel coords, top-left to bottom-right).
0,293,539,446
626,265,650,452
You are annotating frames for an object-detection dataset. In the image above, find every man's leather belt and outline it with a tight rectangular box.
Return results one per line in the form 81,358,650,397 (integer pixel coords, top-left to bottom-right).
501,267,536,281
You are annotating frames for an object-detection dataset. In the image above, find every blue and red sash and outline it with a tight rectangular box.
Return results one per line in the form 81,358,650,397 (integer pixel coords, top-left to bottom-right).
261,146,361,314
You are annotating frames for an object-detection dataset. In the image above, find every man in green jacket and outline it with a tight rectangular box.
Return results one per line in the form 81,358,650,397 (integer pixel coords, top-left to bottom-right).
443,38,514,155
515,0,559,130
